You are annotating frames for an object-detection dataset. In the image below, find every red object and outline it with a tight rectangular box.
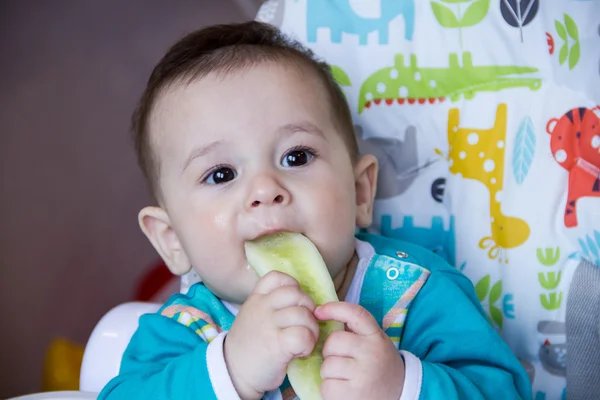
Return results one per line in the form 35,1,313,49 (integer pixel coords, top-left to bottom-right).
134,260,176,301
546,106,600,227
546,32,554,55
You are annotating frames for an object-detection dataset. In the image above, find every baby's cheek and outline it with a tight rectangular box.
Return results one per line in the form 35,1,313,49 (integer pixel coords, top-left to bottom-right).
315,183,354,226
187,210,236,264
313,179,357,270
210,211,232,233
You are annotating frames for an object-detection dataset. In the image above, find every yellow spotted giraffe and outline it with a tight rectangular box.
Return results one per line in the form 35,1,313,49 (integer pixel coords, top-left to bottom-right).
447,103,530,263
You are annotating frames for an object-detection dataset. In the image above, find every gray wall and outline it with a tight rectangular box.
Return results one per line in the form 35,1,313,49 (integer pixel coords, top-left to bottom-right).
0,1,259,397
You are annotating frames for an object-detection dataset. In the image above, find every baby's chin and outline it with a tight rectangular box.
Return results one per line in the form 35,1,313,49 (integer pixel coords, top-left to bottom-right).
208,287,251,308
206,275,258,305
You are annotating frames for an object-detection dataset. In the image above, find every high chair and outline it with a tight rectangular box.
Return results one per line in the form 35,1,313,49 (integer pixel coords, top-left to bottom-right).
18,1,600,399
78,270,202,393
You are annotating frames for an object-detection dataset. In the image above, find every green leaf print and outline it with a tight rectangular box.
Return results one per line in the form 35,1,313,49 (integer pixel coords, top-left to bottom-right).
490,305,503,329
475,275,490,302
461,0,490,27
540,292,563,310
489,280,502,303
538,271,562,290
569,42,581,70
559,43,569,65
555,20,567,41
564,14,579,41
472,275,504,329
536,247,560,266
431,2,460,28
553,14,581,69
330,65,351,87
430,0,491,48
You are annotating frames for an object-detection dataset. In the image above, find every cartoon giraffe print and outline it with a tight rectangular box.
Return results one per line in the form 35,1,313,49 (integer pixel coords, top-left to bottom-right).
447,104,530,263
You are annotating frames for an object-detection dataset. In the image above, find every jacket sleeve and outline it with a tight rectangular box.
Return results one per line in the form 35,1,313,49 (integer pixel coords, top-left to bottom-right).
399,268,533,400
97,312,223,400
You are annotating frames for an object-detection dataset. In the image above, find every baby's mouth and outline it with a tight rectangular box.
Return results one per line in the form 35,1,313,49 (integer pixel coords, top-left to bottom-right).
251,228,296,241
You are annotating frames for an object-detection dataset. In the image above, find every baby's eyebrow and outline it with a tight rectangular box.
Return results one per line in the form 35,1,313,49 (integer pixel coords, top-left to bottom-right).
279,122,326,140
182,140,223,173
181,123,325,173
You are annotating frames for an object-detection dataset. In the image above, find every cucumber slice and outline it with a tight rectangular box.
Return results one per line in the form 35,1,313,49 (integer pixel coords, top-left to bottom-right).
245,232,344,400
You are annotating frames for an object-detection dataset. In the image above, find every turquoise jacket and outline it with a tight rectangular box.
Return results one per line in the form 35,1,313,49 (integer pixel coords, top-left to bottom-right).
99,233,532,399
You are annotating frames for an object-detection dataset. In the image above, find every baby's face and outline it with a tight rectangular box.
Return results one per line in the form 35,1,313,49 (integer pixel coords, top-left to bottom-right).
149,63,364,305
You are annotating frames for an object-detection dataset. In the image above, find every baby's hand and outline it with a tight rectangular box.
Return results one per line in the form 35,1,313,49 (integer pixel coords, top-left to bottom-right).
315,302,405,400
224,271,319,399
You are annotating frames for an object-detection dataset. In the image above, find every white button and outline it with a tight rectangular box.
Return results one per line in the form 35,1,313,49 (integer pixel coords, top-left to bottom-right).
396,251,409,258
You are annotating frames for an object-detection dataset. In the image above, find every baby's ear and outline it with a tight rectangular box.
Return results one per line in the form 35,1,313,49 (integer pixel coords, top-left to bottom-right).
354,154,378,228
138,206,192,276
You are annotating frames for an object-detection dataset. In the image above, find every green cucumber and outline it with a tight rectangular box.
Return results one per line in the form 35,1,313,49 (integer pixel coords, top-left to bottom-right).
245,232,343,400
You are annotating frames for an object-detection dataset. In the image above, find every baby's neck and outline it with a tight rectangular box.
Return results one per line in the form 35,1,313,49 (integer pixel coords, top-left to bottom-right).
333,251,358,301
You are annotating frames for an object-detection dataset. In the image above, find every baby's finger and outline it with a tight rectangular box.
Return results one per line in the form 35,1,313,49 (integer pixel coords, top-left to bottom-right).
269,284,316,311
322,330,361,358
320,378,348,400
273,306,320,340
315,302,380,336
279,326,317,358
320,355,354,380
253,270,299,295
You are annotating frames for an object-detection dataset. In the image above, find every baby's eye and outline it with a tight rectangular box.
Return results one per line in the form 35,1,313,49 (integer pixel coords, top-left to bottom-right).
205,166,236,185
281,147,316,167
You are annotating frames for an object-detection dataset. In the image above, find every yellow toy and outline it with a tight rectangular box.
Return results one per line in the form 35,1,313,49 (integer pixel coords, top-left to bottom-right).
43,338,84,391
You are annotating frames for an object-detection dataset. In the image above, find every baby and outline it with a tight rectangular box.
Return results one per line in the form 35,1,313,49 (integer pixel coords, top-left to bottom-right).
99,21,532,400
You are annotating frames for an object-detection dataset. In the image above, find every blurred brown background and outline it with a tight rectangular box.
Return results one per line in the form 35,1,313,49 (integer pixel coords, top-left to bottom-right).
0,0,262,397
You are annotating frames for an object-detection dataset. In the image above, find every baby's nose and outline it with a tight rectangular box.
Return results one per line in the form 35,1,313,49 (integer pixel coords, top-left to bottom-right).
251,194,284,208
247,175,290,208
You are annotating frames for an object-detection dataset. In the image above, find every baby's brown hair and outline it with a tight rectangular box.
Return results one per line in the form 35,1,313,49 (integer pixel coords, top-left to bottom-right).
131,21,358,201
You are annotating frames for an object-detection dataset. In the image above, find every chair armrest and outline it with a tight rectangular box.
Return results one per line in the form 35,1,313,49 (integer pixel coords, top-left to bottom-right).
79,302,161,393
